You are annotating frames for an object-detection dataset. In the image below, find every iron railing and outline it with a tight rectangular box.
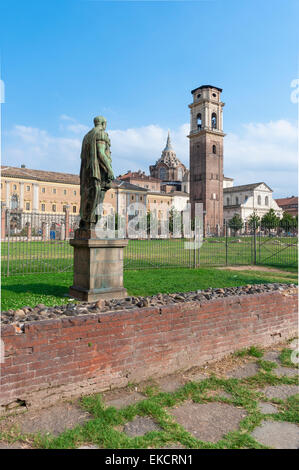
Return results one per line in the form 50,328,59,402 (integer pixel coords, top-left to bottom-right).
1,210,297,276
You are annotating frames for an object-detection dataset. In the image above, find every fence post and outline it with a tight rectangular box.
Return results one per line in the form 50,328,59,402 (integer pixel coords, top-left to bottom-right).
225,222,228,266
253,219,257,265
27,222,31,240
1,202,6,241
6,209,10,276
65,205,70,240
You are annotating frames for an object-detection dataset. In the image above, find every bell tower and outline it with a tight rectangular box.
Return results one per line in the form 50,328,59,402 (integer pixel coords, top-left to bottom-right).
188,85,225,234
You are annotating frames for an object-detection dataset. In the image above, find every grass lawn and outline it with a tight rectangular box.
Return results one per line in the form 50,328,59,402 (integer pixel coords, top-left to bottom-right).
1,267,297,311
2,236,297,275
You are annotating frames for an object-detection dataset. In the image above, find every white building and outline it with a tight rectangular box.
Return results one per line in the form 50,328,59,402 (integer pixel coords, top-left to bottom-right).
223,182,283,226
170,191,189,212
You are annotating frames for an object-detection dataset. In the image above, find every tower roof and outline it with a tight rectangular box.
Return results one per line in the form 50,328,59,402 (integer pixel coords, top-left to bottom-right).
163,131,173,151
191,84,223,94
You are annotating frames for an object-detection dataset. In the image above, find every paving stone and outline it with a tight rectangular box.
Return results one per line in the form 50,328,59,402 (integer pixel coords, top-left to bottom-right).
289,339,299,350
156,376,185,393
274,366,298,378
263,351,281,364
251,421,299,449
169,402,247,443
77,445,100,449
124,416,161,437
159,443,186,449
218,391,233,399
103,390,144,409
227,362,259,379
0,441,32,449
14,403,92,436
257,402,278,414
263,384,299,400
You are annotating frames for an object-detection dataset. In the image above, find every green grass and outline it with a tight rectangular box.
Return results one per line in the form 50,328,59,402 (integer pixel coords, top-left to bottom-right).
234,346,264,358
1,266,297,311
1,347,297,449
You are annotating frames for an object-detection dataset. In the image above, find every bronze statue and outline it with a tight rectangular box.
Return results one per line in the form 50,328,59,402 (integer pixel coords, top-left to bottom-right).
79,116,114,230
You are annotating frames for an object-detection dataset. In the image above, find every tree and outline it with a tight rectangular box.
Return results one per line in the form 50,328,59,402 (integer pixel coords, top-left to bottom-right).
228,214,243,235
279,211,295,232
261,209,279,232
248,211,260,230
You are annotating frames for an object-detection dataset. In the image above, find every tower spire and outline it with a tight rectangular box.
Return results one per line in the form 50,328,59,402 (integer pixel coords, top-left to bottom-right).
164,130,172,151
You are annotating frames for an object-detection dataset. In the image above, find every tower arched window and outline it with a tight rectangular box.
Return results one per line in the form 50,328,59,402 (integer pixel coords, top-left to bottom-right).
236,196,239,205
211,113,217,129
212,145,216,154
265,196,269,206
197,113,202,130
226,197,230,206
257,195,261,205
159,167,167,180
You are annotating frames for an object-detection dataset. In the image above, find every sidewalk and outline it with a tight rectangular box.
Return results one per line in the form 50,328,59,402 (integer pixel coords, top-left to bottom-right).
0,339,298,449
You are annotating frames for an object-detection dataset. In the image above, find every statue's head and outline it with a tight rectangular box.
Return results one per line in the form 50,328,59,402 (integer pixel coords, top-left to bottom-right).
94,116,107,129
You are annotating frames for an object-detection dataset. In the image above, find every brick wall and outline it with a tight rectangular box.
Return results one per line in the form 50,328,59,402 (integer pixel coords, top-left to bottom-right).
1,288,297,412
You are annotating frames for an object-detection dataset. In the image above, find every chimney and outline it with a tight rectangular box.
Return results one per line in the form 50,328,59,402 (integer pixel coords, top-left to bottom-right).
21,164,26,168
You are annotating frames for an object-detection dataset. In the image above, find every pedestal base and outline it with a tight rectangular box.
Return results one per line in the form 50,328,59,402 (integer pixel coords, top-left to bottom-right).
69,286,127,302
69,238,128,302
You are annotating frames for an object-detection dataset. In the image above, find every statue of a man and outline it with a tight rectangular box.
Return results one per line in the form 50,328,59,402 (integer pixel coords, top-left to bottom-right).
79,116,114,229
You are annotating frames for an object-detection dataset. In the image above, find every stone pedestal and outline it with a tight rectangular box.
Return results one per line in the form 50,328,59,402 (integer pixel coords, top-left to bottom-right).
69,238,128,302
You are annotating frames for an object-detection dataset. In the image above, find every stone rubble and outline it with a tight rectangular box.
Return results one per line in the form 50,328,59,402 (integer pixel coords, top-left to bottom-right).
1,283,296,325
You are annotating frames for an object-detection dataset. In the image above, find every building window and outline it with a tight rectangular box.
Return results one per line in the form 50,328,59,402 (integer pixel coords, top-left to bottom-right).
226,197,230,206
41,204,45,212
265,196,269,206
63,205,67,212
52,204,56,212
211,113,217,129
42,187,45,193
73,206,77,213
53,188,56,194
13,184,17,190
236,197,239,205
212,145,216,154
74,190,77,196
111,193,114,198
258,195,261,205
245,195,248,202
140,196,143,201
212,93,217,98
197,113,202,130
64,190,67,195
26,186,30,191
131,195,134,201
26,202,30,210
197,94,201,99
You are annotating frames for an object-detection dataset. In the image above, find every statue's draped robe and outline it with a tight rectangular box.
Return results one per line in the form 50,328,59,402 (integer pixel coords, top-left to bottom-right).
79,126,113,226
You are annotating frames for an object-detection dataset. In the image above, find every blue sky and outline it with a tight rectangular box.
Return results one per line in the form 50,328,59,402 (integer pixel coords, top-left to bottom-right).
0,0,298,197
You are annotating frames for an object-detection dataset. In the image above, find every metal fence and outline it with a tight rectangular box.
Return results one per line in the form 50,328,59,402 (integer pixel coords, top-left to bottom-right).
1,210,297,276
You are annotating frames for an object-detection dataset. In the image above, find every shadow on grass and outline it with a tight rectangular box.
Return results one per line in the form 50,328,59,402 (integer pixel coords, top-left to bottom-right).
3,283,70,298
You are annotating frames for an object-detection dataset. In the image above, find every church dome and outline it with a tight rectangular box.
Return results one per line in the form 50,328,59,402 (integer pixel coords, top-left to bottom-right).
156,132,182,168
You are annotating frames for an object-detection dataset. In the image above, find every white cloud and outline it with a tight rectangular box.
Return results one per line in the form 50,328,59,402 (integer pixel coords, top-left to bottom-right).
224,120,298,196
3,118,297,197
5,125,81,172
